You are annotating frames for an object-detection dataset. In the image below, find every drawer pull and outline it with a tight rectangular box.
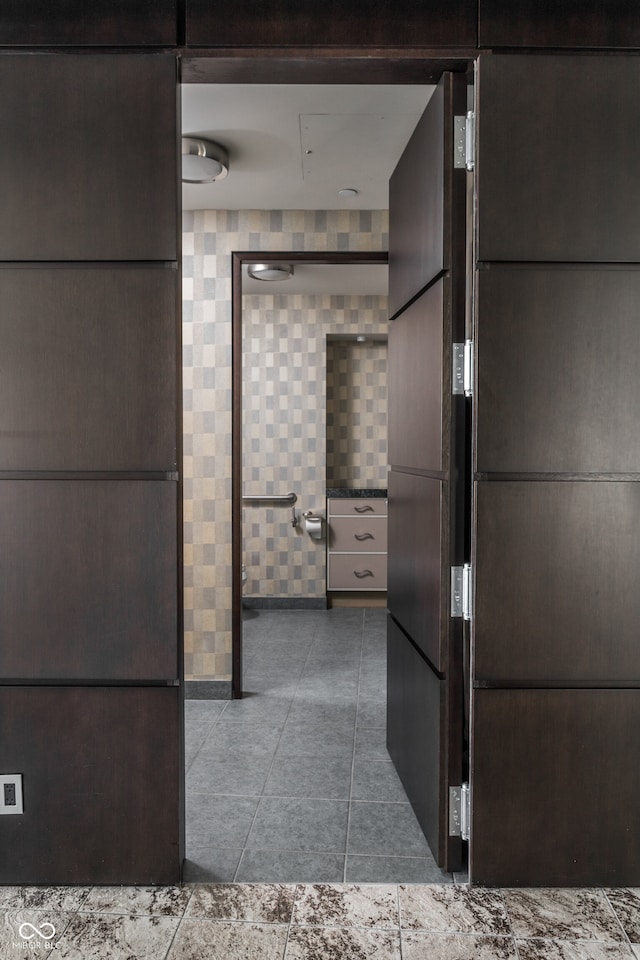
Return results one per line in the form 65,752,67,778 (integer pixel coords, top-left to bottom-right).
354,505,374,513
354,569,374,578
354,532,375,541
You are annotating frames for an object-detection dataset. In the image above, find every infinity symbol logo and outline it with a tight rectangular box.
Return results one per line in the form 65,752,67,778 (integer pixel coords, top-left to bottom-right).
18,922,56,941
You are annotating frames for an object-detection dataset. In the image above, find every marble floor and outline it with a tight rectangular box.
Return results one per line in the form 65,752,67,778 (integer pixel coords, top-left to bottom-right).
2,883,640,959
185,607,454,883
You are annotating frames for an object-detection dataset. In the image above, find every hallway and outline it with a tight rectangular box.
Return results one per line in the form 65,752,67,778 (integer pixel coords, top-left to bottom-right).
184,608,452,883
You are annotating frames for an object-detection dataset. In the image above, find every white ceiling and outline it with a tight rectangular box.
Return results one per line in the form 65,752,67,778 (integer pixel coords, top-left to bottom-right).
181,83,435,212
242,262,388,296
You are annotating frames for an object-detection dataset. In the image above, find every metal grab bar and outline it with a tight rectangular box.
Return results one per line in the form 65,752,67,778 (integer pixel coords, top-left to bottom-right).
242,492,297,505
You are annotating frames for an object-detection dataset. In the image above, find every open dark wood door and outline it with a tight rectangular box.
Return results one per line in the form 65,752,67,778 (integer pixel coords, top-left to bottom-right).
386,71,468,871
470,53,640,886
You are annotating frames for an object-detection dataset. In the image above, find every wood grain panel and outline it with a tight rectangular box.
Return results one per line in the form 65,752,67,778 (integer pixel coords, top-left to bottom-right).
0,1,177,45
186,0,477,48
0,686,182,884
0,266,177,472
0,55,177,261
0,481,178,681
476,266,640,474
387,471,443,671
477,55,640,262
479,0,640,49
387,615,442,862
388,282,445,474
474,481,640,683
472,689,640,886
389,84,444,318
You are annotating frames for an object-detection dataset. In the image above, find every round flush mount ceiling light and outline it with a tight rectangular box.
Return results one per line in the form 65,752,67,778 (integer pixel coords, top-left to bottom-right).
247,263,295,282
181,137,229,183
338,187,358,198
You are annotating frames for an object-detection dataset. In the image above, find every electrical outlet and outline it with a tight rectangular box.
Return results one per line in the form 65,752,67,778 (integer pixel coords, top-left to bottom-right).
0,775,23,815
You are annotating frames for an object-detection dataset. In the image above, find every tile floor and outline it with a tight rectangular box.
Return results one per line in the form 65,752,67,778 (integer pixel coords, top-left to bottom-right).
184,607,453,884
2,883,640,959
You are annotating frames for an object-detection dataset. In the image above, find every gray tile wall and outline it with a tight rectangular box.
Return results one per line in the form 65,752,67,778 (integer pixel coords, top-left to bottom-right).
183,210,388,680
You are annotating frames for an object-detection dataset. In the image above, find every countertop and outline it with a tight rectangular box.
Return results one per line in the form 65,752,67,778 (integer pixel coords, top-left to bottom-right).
326,487,387,498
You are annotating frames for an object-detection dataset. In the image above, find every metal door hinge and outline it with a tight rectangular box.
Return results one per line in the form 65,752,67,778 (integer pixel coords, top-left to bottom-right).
449,782,470,840
451,564,473,619
454,111,475,171
453,341,473,396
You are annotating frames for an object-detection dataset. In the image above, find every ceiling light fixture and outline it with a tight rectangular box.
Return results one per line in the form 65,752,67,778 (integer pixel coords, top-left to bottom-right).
338,188,358,198
181,137,229,183
247,263,294,282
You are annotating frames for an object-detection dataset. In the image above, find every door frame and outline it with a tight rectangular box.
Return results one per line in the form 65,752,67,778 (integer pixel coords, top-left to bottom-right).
231,249,389,698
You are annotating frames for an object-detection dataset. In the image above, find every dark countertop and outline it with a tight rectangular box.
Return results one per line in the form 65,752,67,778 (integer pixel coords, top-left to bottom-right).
326,487,387,498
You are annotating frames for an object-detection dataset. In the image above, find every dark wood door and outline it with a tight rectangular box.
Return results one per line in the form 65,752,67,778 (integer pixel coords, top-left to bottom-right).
387,71,467,871
470,53,640,886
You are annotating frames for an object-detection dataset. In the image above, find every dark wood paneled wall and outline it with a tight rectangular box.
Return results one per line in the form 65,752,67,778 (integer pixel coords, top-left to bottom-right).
0,54,182,884
473,690,640,887
185,0,477,47
478,0,640,49
0,266,178,471
0,688,181,885
471,53,640,886
0,1,177,45
0,57,177,262
476,56,640,263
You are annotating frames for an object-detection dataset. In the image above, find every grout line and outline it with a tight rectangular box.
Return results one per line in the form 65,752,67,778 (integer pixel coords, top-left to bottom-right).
343,610,366,882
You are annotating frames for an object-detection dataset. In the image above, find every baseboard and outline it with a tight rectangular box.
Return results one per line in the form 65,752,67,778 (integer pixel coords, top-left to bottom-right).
328,591,388,608
184,680,232,700
242,597,328,610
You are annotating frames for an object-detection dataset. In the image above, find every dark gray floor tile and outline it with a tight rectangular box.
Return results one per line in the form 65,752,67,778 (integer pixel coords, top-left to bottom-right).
186,755,273,796
242,659,306,683
264,756,353,800
345,855,452,883
362,633,387,659
347,801,433,858
235,850,346,883
246,797,349,853
356,696,387,727
220,693,293,726
351,760,408,802
198,720,283,760
241,676,301,700
287,701,357,726
186,794,259,849
182,847,243,882
295,676,359,705
276,719,355,760
185,700,228,722
355,726,391,761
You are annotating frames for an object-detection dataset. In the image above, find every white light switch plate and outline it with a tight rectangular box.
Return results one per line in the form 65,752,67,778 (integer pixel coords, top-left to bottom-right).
0,774,23,815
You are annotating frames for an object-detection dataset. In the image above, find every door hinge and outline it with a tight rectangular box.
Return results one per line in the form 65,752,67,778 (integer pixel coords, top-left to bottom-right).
454,111,475,171
452,340,473,396
451,564,473,619
449,782,471,840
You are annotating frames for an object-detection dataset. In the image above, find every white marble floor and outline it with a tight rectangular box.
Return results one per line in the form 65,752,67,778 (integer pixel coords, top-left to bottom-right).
1,883,639,959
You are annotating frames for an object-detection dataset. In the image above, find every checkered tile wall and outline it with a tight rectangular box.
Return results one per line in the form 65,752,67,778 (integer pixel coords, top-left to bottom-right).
183,210,388,680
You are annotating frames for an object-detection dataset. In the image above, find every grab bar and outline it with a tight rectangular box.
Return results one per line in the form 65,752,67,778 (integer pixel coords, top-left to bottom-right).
242,492,298,505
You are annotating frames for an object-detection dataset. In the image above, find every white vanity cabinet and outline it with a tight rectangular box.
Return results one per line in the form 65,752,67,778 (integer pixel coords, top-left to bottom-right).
327,497,388,591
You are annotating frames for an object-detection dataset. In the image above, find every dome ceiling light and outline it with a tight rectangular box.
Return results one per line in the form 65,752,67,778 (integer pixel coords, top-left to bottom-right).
181,137,229,183
247,263,295,282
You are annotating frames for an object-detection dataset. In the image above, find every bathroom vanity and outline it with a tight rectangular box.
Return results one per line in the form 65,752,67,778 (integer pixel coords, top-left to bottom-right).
326,489,387,594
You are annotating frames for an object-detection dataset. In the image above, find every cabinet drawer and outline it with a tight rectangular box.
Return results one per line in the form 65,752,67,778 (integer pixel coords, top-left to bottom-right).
328,498,388,517
328,553,387,591
329,516,387,553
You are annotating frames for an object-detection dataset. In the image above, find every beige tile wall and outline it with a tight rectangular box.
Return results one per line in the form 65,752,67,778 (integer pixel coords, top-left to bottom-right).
183,209,388,681
242,296,388,602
